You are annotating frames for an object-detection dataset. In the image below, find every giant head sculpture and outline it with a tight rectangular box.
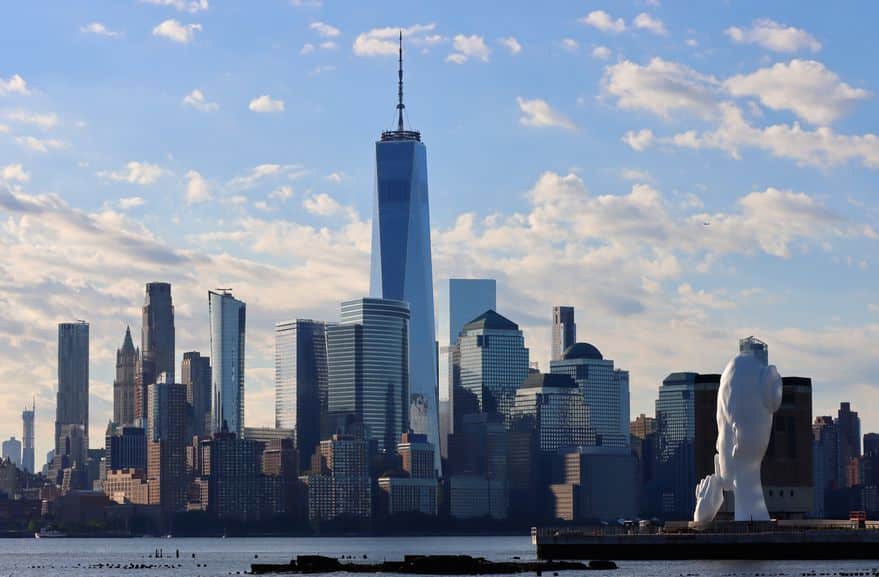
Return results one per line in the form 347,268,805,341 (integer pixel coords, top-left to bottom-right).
693,352,782,525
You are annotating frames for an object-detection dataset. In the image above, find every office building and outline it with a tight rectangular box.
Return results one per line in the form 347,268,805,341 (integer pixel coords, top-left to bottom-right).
455,310,529,427
511,372,590,453
2,438,21,469
448,475,507,519
447,413,509,519
813,415,838,518
200,431,265,521
327,298,409,454
275,319,328,469
550,446,638,521
449,279,497,345
105,425,147,471
397,432,435,479
146,377,188,514
377,433,438,517
551,306,576,362
369,38,440,471
21,401,34,474
56,321,89,466
550,342,630,448
113,326,138,427
137,283,175,423
865,433,879,457
739,335,769,366
630,414,657,439
209,289,246,435
838,402,861,487
181,351,212,438
301,434,372,521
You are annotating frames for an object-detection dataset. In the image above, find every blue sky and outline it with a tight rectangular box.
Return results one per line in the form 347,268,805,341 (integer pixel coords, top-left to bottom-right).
1,0,877,463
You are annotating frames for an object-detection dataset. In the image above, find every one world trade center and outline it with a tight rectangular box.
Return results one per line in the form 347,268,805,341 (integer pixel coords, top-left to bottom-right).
369,33,441,473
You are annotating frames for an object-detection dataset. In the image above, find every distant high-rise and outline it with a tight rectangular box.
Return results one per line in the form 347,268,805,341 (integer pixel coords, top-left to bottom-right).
181,351,212,437
209,290,246,435
113,326,139,427
551,306,576,362
739,336,768,366
449,279,497,345
147,376,188,513
511,372,590,453
327,298,409,454
454,310,530,428
21,400,34,473
369,36,440,471
275,320,328,470
56,321,89,465
136,283,175,423
865,433,879,457
1,437,21,468
837,402,861,487
550,342,630,448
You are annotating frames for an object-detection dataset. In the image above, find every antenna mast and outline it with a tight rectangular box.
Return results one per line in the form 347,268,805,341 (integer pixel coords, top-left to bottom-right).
397,30,405,132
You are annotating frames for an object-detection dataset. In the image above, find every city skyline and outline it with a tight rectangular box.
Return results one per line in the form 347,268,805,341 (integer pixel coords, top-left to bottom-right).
1,1,878,465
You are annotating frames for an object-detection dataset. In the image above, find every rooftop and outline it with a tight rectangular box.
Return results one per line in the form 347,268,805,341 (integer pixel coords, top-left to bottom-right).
462,309,519,333
562,342,603,360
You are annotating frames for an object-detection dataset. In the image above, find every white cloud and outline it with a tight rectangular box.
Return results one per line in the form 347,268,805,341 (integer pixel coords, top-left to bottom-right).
319,41,337,51
152,19,202,43
592,45,612,60
353,23,437,57
118,197,146,210
669,102,879,168
248,95,285,113
16,136,68,153
269,185,294,200
1,164,30,183
185,170,212,204
560,38,579,52
80,22,122,38
580,10,626,33
309,65,336,76
517,97,576,130
724,59,869,125
227,164,304,190
181,89,219,112
324,172,344,183
602,57,720,120
7,110,59,129
140,0,209,13
499,36,522,55
97,161,166,185
310,21,340,38
725,19,821,53
303,192,344,216
0,74,29,95
300,43,315,55
622,128,655,151
620,168,653,182
633,12,668,36
446,35,490,63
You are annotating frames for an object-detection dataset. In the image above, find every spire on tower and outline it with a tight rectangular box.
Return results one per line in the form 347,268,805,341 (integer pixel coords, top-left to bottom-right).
397,30,405,132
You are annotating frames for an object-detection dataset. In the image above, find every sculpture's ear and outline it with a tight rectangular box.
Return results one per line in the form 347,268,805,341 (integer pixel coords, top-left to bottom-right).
762,365,783,412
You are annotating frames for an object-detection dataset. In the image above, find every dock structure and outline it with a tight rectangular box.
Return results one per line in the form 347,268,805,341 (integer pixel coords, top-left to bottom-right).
533,520,879,560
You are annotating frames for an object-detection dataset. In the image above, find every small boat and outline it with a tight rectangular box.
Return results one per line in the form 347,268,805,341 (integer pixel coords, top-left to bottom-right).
35,528,66,539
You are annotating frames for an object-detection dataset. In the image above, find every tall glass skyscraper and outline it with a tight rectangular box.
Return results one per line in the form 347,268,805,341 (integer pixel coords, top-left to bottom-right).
21,400,35,474
369,36,440,470
209,290,246,435
56,321,89,464
551,306,576,362
141,282,176,383
275,319,328,470
327,298,409,455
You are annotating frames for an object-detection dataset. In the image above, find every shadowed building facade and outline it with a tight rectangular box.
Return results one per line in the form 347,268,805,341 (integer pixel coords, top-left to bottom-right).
210,289,246,435
56,321,90,466
181,351,212,438
136,283,175,424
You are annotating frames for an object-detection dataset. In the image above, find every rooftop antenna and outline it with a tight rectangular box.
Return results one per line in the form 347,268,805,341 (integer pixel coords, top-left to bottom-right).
396,30,405,132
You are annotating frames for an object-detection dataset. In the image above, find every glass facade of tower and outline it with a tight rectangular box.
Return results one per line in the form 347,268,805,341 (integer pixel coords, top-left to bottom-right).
56,321,89,464
209,290,246,435
327,298,409,454
654,372,697,519
275,319,328,470
511,373,591,453
370,134,440,471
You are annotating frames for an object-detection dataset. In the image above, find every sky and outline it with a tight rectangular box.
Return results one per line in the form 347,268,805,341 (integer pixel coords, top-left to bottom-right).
1,0,878,466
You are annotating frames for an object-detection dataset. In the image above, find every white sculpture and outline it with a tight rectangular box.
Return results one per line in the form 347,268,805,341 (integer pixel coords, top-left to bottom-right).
693,352,782,525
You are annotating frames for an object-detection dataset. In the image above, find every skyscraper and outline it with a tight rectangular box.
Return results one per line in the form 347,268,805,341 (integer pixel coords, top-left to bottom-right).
511,372,590,453
550,342,630,448
181,351,212,437
1,437,21,468
369,35,440,470
22,400,34,474
136,283,175,423
449,279,497,345
327,298,409,454
56,321,89,465
113,326,138,427
209,290,246,435
275,319,328,470
838,401,861,487
551,306,576,362
147,375,188,513
455,310,530,428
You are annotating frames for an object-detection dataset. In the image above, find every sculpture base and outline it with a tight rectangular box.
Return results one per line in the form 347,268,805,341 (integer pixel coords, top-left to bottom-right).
533,520,879,560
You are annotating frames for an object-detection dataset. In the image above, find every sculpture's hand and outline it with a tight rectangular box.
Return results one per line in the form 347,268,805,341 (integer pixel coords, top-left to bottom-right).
693,473,724,525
